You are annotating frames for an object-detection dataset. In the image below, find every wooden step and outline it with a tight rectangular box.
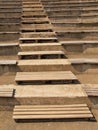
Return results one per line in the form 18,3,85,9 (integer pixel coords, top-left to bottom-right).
20,43,62,51
18,59,70,71
18,51,65,59
15,71,79,85
13,104,93,121
19,37,58,43
0,88,14,97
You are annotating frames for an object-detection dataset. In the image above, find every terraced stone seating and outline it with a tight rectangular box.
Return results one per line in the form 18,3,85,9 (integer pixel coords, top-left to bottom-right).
0,60,17,73
69,58,98,64
18,51,65,59
0,23,20,31
15,71,79,85
0,43,18,55
0,88,14,97
83,85,98,96
13,104,94,121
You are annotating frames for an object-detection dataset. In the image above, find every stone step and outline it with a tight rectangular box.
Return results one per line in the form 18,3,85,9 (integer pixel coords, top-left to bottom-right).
0,23,20,31
21,24,53,33
48,14,98,19
22,17,49,24
18,59,71,71
0,84,89,107
0,13,21,18
42,0,97,4
19,37,58,43
22,13,46,17
44,4,98,8
0,88,14,97
0,32,20,41
61,41,98,54
15,71,79,85
0,60,17,74
0,6,21,9
13,104,93,121
20,43,62,51
21,32,56,38
18,51,65,59
50,17,98,24
0,43,18,55
0,18,21,23
22,5,42,8
55,30,98,41
0,8,21,12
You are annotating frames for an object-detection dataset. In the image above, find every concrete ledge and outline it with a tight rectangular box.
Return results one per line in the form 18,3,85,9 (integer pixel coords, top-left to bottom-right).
0,43,19,55
0,60,18,73
20,43,62,51
61,41,98,54
0,84,91,107
18,59,71,71
69,58,98,73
